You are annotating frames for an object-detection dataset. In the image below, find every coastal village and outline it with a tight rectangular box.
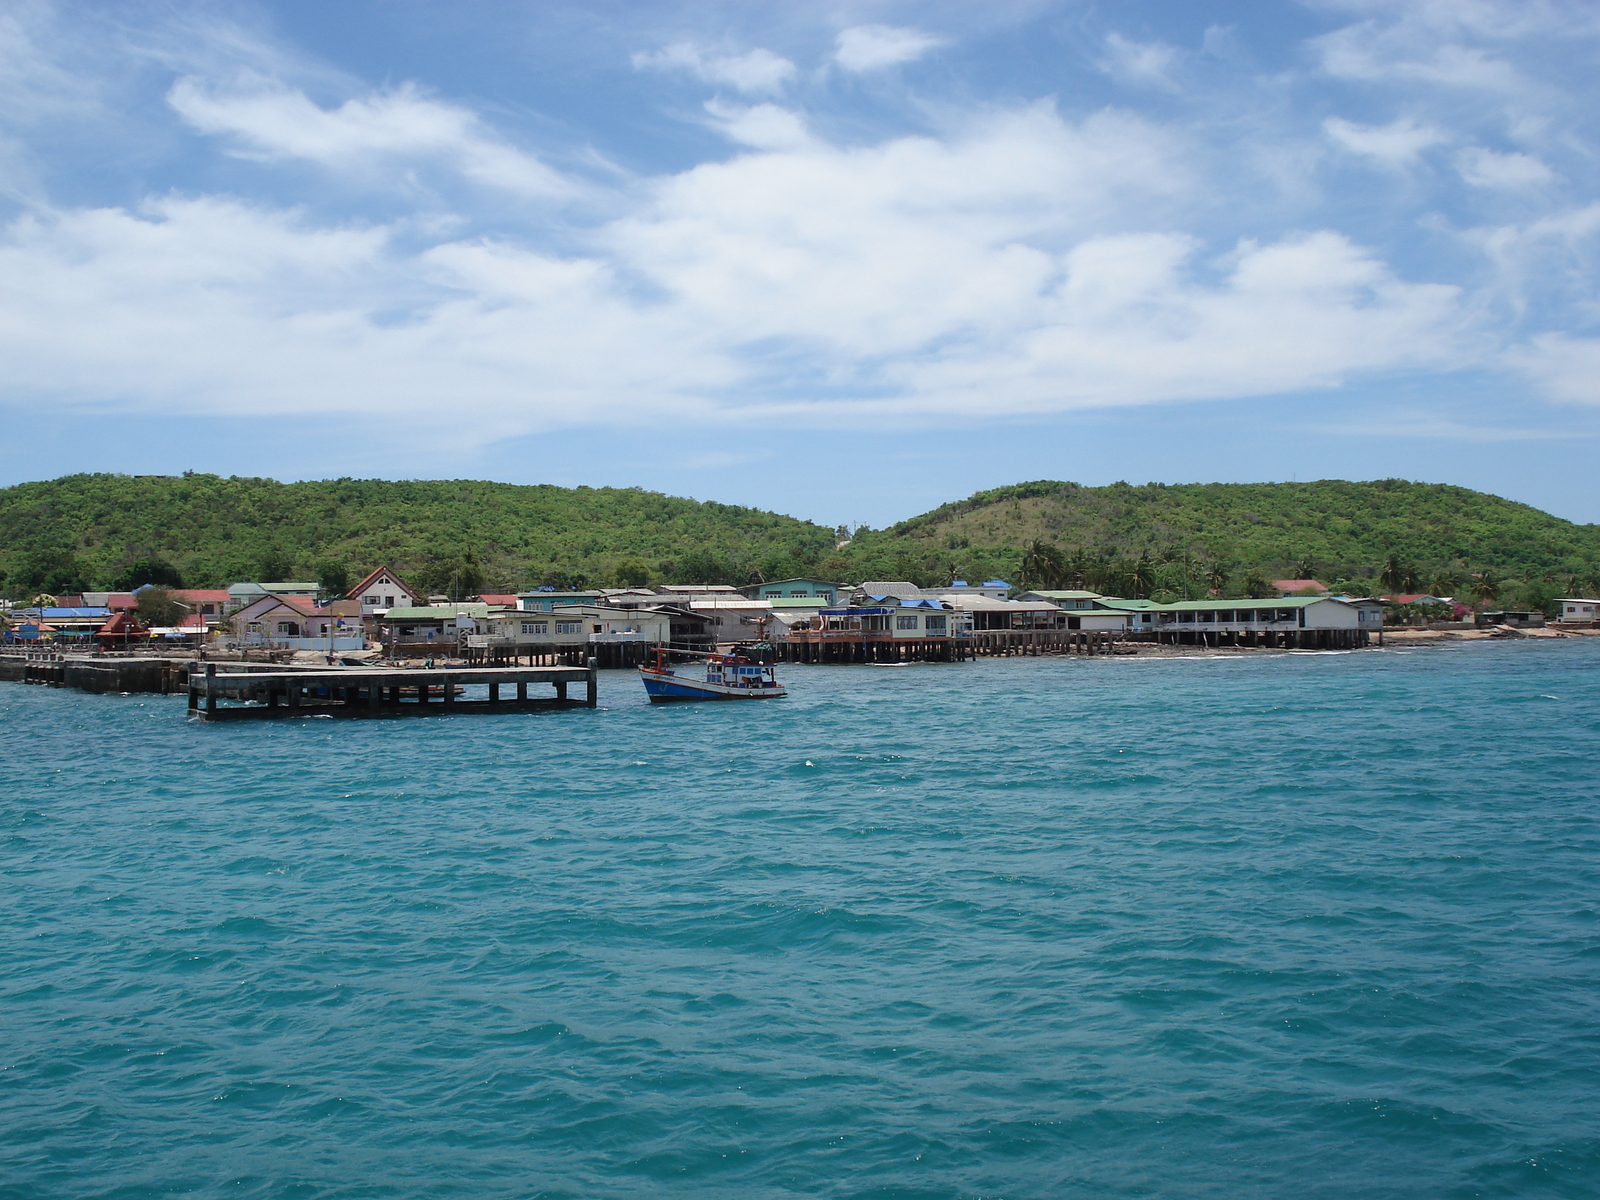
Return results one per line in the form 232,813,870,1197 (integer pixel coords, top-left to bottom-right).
5,563,1596,668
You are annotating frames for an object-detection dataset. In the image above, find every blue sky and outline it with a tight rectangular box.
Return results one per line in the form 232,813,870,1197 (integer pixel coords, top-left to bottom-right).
2,0,1598,527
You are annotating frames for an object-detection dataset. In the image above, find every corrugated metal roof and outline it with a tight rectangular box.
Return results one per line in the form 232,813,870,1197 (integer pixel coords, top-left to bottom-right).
688,598,773,610
1145,597,1342,612
856,581,920,595
945,595,1059,610
381,604,491,620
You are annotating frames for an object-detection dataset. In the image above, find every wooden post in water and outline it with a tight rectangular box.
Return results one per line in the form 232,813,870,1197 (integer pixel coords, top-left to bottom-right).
587,656,598,707
205,663,217,715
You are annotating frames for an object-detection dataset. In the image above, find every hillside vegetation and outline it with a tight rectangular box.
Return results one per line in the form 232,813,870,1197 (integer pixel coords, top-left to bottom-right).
2,474,1596,610
0,474,834,596
839,480,1600,607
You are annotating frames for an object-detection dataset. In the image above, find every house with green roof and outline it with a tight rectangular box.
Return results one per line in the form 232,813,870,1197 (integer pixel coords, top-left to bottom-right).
1123,596,1376,648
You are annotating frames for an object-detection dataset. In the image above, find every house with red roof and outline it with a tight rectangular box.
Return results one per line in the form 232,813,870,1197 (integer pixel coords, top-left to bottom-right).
82,592,139,612
1273,579,1328,596
171,589,232,622
230,594,365,650
348,566,425,616
94,610,146,647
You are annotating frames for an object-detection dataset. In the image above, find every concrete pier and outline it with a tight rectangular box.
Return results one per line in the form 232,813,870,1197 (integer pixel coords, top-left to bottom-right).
188,660,599,721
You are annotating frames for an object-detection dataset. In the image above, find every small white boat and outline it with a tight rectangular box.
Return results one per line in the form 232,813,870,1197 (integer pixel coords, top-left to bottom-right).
639,648,787,702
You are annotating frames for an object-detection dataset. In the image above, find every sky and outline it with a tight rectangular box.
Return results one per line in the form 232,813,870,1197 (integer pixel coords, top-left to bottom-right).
1,0,1598,528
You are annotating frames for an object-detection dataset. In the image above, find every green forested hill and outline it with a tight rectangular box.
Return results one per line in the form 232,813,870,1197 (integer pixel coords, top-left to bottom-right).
0,474,835,596
837,480,1600,604
2,473,1596,605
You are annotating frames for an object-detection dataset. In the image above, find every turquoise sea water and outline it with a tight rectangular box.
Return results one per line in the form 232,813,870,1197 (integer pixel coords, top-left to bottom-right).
4,642,1600,1199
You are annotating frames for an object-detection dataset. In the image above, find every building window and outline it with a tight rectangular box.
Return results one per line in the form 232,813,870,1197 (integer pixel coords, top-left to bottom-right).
791,591,807,597
556,622,580,635
925,615,947,633
384,595,395,607
896,615,919,630
520,622,539,635
366,595,380,605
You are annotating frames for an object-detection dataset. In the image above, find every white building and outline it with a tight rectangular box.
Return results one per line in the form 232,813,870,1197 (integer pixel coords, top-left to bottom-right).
1134,596,1371,647
1556,598,1600,624
474,604,673,647
349,566,425,616
786,600,953,640
1013,589,1105,611
937,594,1088,631
688,597,775,643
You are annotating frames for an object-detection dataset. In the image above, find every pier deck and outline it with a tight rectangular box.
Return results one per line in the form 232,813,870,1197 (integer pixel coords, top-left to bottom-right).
189,661,598,721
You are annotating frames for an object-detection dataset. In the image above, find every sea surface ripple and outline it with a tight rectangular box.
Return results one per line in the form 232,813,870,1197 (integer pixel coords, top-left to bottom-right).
3,642,1600,1199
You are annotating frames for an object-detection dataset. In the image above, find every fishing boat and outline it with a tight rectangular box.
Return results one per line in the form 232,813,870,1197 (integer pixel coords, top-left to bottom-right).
639,647,787,702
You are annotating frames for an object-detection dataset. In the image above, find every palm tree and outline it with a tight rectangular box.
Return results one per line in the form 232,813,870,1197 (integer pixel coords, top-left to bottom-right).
1126,552,1155,599
1428,568,1462,597
1063,549,1090,590
1379,554,1419,594
1204,562,1229,595
1019,540,1066,590
1291,557,1318,581
1469,570,1500,606
1083,550,1112,593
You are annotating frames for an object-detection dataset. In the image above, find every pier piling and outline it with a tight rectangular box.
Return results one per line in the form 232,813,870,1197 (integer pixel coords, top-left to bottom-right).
185,664,596,721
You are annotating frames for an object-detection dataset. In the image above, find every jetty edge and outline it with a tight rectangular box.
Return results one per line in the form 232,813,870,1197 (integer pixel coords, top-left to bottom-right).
187,659,598,721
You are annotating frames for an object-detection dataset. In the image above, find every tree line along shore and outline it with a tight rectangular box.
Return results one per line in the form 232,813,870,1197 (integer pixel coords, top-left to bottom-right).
1,474,1597,619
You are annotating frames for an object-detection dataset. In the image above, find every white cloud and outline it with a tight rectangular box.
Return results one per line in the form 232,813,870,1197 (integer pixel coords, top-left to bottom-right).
1457,146,1554,188
1100,32,1180,88
1323,116,1444,165
631,42,795,93
168,78,572,197
1510,334,1600,403
1311,0,1543,91
704,101,813,151
833,25,944,72
606,105,1190,359
877,231,1465,416
0,97,1478,443
0,197,727,442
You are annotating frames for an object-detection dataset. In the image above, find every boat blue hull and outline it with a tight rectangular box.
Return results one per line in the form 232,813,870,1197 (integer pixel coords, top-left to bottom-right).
640,672,786,701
